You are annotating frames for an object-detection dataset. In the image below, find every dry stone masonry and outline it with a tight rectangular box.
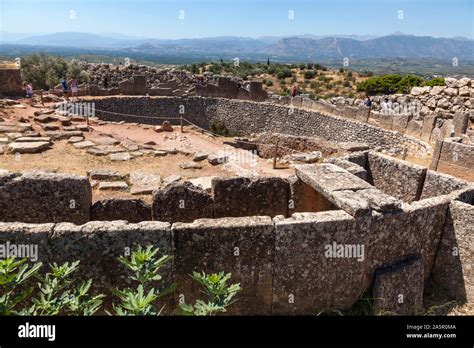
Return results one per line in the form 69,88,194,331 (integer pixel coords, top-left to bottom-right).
1,151,472,315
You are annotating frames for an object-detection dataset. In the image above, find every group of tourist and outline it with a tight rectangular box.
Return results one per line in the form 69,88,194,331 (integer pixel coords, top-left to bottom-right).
59,77,79,101
22,77,79,104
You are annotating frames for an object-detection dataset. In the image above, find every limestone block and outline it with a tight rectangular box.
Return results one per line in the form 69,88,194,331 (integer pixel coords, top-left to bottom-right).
172,216,274,314
430,200,474,303
0,171,91,224
152,182,213,223
367,152,426,202
373,257,424,315
212,177,289,218
91,198,151,223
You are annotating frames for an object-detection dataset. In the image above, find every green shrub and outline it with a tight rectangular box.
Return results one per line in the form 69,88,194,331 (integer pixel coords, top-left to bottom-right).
357,74,403,94
110,246,176,316
177,272,241,316
1,247,240,317
304,70,316,79
0,257,42,315
423,77,445,87
276,67,292,79
20,54,90,90
265,80,273,87
357,74,433,94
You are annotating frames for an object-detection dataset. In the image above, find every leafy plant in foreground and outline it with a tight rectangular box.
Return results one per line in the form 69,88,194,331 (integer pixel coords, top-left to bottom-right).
0,257,42,315
110,245,176,316
30,261,104,316
178,271,241,316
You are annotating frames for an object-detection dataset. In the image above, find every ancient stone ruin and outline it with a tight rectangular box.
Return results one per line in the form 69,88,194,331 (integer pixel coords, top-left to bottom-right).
0,67,472,316
0,152,472,315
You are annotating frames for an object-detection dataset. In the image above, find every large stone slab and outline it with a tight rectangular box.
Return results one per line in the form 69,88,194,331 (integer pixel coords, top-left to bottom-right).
421,115,437,142
172,216,274,315
272,211,368,314
152,182,213,223
91,198,151,223
367,152,426,202
129,171,161,195
296,163,372,194
50,221,172,311
369,195,449,281
373,256,424,315
420,171,468,200
8,141,50,154
0,171,91,224
430,200,474,303
212,177,289,218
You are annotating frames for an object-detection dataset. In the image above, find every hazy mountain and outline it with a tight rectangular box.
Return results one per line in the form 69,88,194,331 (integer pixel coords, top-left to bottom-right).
261,35,474,59
3,32,473,61
14,32,131,48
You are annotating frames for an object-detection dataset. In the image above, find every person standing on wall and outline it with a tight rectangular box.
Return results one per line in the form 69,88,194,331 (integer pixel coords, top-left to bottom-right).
363,94,372,108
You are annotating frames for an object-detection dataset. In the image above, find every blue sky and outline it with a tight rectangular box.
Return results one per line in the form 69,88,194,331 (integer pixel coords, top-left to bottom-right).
1,0,473,39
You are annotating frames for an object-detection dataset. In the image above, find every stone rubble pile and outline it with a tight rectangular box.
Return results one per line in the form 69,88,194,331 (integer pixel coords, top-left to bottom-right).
327,77,472,120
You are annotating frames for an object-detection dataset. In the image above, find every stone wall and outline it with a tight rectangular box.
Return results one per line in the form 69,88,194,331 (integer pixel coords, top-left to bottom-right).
430,138,474,182
91,96,432,157
0,171,91,224
0,68,23,96
0,153,472,314
268,77,473,149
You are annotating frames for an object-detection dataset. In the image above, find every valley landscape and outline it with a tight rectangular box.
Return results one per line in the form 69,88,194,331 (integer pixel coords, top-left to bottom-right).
0,0,473,346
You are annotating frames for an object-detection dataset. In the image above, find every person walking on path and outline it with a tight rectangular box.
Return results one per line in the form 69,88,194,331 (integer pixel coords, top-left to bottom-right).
23,82,34,106
61,77,70,101
70,77,78,101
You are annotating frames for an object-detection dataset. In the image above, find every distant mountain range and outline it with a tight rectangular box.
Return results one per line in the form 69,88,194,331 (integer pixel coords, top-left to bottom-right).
1,31,473,61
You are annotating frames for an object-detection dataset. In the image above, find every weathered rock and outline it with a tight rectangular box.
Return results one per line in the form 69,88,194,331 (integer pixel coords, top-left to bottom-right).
8,141,50,154
373,257,424,315
338,142,370,151
367,152,426,203
172,216,274,314
153,150,168,157
162,174,181,186
193,151,209,162
67,136,84,143
97,181,128,191
91,198,151,223
93,137,120,146
212,177,290,218
129,171,161,195
188,176,216,192
430,200,474,302
109,152,132,161
179,161,202,170
272,211,366,314
88,169,126,181
73,140,96,149
208,153,229,165
152,182,213,222
0,171,91,224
